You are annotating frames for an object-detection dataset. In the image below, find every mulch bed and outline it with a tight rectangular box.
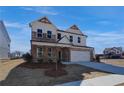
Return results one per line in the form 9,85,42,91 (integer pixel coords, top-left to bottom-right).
17,62,66,69
45,68,68,77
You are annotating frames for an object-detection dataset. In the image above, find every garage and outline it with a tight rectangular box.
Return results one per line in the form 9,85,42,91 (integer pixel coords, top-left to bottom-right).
70,50,91,62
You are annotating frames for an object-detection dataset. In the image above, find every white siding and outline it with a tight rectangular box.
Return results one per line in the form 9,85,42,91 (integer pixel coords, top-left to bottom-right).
71,50,90,62
0,47,9,59
66,28,82,34
58,31,86,46
58,36,71,44
30,18,87,46
31,21,58,38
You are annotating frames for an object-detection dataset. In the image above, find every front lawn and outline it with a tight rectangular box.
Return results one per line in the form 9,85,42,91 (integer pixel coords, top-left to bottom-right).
0,61,110,86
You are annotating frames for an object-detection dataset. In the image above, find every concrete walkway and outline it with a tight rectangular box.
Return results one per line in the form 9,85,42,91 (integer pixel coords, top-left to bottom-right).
63,61,124,74
60,61,124,86
59,74,124,86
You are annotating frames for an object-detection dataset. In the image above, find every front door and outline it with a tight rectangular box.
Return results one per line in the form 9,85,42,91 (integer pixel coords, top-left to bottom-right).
58,51,62,62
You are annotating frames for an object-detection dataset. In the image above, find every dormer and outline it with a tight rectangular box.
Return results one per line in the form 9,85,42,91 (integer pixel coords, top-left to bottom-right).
66,24,84,35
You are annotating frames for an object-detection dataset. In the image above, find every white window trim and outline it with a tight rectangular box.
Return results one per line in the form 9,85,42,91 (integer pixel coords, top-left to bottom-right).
37,48,43,58
47,31,52,38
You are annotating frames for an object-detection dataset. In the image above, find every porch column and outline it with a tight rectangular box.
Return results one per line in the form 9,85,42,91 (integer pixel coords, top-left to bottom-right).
54,47,58,63
43,46,48,62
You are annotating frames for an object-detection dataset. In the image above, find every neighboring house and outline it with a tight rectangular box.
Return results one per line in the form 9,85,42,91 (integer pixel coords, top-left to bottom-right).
29,17,94,63
0,21,11,60
122,52,124,58
103,47,123,58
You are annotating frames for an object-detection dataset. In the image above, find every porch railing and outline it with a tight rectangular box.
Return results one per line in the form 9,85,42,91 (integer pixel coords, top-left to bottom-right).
32,32,57,42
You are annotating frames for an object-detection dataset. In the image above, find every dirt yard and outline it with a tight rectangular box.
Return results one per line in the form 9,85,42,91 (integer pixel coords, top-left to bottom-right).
0,59,110,86
100,59,124,67
0,59,24,81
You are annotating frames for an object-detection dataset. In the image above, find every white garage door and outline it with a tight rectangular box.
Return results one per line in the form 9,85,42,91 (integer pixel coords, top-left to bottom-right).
71,50,90,62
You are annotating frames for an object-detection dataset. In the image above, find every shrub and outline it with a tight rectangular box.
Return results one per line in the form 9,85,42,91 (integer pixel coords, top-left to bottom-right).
22,53,32,63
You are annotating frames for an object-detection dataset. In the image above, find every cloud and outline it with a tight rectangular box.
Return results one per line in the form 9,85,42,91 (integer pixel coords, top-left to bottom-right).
21,6,59,15
3,21,30,52
97,20,112,25
84,30,124,53
4,21,26,29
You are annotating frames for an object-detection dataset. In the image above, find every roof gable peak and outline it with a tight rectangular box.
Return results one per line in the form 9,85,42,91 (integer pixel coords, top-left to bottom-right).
70,24,80,30
38,16,52,24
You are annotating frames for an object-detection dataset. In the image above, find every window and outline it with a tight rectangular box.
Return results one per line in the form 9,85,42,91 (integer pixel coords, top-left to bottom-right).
8,44,10,47
8,52,10,57
57,33,61,39
70,36,73,42
117,51,120,54
78,37,81,43
37,29,42,38
37,48,43,58
48,48,52,57
105,51,108,54
47,31,52,38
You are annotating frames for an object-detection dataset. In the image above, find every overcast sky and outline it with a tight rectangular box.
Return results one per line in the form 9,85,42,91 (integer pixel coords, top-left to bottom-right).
0,6,124,53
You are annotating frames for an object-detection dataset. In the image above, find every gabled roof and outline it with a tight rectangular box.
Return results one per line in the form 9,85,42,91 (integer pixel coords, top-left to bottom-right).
29,16,58,29
66,24,84,35
58,35,72,45
70,24,80,30
38,16,52,24
104,47,122,52
29,16,86,36
0,20,11,42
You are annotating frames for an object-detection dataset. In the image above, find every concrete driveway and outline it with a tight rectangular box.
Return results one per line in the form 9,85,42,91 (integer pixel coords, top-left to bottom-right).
57,61,124,86
63,61,124,75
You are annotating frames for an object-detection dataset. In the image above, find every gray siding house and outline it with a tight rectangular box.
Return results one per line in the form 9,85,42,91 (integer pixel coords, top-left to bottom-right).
0,21,11,60
103,47,123,58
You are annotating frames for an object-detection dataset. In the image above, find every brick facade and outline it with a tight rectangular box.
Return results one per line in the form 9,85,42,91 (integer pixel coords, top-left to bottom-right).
31,44,70,62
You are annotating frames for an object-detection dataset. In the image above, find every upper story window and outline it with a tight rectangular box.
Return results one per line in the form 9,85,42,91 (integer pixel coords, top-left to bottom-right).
37,29,42,38
116,51,120,54
37,47,43,58
57,33,61,40
8,52,10,57
47,31,52,38
78,37,81,43
8,44,10,47
70,36,73,42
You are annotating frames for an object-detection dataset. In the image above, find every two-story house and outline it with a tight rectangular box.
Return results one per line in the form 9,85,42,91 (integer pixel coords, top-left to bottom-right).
30,17,94,63
103,47,123,58
0,21,11,60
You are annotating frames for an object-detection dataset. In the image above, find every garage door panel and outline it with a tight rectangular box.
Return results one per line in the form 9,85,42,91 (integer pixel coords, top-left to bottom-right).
71,50,90,62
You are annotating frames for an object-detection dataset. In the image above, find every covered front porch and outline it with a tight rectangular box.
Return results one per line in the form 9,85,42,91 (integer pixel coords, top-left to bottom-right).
31,45,70,63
